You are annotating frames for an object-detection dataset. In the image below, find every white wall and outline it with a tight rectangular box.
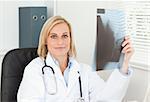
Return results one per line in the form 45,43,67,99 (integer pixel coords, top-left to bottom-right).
0,0,54,92
0,0,54,52
56,0,125,68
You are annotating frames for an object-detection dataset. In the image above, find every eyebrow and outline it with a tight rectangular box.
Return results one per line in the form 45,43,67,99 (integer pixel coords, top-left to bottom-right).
50,32,69,35
49,33,57,35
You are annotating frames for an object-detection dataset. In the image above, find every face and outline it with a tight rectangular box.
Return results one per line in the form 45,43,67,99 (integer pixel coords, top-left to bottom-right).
46,22,70,58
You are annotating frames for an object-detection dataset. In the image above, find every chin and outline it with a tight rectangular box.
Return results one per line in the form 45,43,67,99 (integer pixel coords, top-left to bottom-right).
53,52,68,56
51,48,69,56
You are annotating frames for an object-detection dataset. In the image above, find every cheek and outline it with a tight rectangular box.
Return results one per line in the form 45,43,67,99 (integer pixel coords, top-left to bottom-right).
47,37,54,45
46,38,53,50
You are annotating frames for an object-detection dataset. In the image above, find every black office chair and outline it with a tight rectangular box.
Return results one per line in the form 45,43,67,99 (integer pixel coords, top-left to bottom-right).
1,48,38,102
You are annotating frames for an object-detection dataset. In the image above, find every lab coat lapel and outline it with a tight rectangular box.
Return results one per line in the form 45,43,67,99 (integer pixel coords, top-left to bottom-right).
45,53,58,69
46,54,81,94
45,53,66,84
67,59,80,95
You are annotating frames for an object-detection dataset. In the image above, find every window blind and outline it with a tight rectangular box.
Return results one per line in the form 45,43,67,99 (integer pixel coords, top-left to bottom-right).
125,1,150,70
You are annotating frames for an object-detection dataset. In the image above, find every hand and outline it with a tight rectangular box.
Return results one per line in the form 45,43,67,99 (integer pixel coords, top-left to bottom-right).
120,35,134,74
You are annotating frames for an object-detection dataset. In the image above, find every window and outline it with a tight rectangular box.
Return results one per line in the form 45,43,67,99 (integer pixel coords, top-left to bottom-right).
125,1,150,70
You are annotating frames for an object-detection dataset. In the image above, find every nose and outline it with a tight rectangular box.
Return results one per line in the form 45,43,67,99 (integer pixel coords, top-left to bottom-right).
57,38,63,45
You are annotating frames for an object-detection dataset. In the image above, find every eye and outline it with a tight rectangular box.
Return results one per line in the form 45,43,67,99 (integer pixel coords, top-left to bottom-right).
62,34,69,39
50,34,57,39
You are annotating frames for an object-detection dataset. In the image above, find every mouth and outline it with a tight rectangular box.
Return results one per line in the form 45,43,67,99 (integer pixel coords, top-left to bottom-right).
54,47,66,49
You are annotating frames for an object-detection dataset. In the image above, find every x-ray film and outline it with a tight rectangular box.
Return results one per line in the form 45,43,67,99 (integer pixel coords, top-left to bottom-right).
96,9,126,70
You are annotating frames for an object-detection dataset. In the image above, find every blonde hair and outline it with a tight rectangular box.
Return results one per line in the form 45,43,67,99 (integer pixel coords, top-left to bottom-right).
37,16,76,58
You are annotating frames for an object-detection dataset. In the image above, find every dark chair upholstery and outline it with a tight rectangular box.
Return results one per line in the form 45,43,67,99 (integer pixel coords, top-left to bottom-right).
1,48,38,102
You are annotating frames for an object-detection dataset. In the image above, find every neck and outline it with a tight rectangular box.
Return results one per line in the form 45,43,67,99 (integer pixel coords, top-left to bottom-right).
54,55,68,74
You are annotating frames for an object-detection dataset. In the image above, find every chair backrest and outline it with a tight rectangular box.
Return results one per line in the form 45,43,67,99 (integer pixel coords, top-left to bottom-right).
1,48,38,102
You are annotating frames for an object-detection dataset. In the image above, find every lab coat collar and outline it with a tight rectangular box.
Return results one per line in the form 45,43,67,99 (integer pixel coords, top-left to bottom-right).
45,52,80,72
45,52,59,69
45,53,65,83
45,53,79,71
45,52,80,94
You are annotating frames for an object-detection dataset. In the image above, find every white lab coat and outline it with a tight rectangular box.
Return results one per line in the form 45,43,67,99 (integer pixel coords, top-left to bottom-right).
17,53,132,102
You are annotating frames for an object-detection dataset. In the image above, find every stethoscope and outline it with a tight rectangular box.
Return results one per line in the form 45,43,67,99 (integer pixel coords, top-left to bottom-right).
42,59,85,102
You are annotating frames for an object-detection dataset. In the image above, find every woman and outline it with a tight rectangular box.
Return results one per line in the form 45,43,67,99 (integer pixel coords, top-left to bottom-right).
17,16,134,102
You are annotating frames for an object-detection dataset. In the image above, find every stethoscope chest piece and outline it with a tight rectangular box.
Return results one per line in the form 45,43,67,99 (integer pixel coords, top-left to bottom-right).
75,97,85,102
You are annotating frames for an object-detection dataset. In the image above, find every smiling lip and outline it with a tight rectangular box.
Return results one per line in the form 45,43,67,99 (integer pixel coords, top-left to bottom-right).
55,47,65,49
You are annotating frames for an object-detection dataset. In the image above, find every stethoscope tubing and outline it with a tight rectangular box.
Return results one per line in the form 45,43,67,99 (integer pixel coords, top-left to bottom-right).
42,60,55,74
78,71,82,98
42,59,83,99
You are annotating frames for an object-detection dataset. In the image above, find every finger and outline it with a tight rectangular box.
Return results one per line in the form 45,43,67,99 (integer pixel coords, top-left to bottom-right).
122,39,131,47
122,44,132,53
125,48,132,53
